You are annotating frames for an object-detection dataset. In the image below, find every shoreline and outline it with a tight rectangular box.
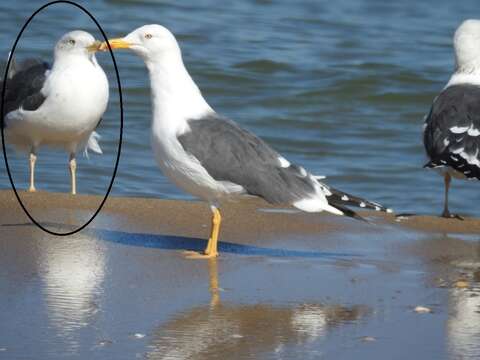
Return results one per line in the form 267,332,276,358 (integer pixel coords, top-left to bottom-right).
1,189,479,237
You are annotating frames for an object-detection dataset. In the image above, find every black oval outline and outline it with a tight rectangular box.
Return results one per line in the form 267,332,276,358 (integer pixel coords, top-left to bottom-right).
1,0,123,236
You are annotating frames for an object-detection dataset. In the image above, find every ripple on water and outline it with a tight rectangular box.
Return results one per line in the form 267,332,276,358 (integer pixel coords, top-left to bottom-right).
234,59,296,74
1,0,480,217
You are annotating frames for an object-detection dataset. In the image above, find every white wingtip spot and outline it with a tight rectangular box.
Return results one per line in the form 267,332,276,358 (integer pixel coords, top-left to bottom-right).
341,195,349,201
467,125,480,136
450,126,469,134
359,202,366,208
459,149,480,166
278,156,290,168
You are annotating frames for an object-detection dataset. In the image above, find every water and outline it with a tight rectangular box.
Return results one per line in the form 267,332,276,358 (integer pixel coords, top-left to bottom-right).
1,0,479,216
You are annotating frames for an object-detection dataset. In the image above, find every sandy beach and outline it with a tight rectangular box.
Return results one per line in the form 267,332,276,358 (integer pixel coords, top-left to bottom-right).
2,190,480,238
0,189,479,359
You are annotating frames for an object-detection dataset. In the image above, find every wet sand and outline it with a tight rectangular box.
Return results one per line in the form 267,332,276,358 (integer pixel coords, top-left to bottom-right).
0,189,479,359
2,189,480,237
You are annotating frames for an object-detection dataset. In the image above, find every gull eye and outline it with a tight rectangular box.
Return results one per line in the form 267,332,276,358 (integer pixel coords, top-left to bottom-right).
145,33,152,39
68,39,76,45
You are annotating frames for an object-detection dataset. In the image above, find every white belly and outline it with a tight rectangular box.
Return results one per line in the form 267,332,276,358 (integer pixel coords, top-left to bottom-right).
151,133,238,202
6,59,109,152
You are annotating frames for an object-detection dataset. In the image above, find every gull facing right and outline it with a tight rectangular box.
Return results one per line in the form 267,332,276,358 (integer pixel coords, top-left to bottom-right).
2,30,108,194
102,25,391,258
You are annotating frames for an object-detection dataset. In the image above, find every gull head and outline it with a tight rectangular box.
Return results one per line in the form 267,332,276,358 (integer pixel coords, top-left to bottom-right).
100,24,180,62
453,19,480,73
55,30,102,59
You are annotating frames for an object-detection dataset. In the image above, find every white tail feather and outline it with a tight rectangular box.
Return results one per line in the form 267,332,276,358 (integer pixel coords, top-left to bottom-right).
84,131,103,158
293,197,344,215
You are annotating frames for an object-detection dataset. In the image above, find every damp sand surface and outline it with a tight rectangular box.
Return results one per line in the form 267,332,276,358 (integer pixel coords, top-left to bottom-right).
0,190,479,359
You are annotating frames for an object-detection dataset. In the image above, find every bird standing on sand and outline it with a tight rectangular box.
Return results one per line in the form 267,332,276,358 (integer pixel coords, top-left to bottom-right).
423,20,480,218
2,30,108,194
102,25,390,258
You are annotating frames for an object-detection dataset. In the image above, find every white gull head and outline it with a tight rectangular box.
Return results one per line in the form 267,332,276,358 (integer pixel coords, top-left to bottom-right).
54,30,101,61
119,24,181,64
446,19,480,87
454,19,480,73
105,24,212,128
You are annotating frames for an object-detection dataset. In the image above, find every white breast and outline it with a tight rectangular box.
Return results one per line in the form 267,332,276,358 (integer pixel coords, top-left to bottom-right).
150,128,231,201
7,58,109,149
40,59,109,133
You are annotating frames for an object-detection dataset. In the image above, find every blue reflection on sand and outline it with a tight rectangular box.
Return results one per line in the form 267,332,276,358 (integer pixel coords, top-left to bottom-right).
90,228,359,259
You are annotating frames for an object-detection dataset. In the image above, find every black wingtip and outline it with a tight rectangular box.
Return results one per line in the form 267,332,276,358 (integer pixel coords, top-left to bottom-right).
326,186,392,214
330,202,369,223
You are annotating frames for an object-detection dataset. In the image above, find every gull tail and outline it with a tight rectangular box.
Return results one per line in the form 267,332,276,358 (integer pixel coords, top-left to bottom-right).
84,131,103,158
293,192,367,221
291,172,392,221
326,186,393,214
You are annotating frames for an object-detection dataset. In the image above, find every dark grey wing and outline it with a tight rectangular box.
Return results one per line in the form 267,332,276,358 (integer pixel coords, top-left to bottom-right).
423,84,480,180
2,59,50,126
8,57,47,79
178,113,317,204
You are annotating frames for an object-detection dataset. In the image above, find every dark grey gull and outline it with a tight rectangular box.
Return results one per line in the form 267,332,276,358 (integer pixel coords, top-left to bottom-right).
423,19,480,218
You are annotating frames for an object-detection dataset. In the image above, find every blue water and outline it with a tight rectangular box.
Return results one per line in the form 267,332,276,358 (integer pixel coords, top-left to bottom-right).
1,0,479,216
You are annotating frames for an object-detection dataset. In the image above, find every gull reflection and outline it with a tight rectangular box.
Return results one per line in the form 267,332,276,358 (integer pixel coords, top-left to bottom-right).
447,286,480,359
410,234,480,359
39,233,105,339
446,239,480,360
146,258,369,359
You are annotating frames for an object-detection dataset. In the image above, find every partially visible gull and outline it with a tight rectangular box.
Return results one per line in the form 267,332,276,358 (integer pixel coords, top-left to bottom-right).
101,24,391,258
2,30,108,194
423,19,480,218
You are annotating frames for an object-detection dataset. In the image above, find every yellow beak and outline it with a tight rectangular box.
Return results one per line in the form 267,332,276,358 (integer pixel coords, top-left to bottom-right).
86,40,103,53
99,38,132,51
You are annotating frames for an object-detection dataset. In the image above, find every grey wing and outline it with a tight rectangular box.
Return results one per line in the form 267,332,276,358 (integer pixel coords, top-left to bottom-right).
177,113,317,204
423,84,480,180
8,57,47,79
2,59,50,126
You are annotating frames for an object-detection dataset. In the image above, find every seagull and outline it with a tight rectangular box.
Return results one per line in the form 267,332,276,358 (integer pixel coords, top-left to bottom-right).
423,19,480,218
101,24,391,258
2,30,108,194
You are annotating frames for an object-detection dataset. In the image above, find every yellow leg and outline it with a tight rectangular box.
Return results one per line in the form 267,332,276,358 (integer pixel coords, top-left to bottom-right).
28,153,37,192
69,155,77,195
205,207,221,257
184,205,222,259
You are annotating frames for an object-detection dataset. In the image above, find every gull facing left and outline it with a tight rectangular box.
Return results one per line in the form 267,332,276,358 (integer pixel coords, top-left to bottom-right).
2,30,108,194
102,25,391,258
